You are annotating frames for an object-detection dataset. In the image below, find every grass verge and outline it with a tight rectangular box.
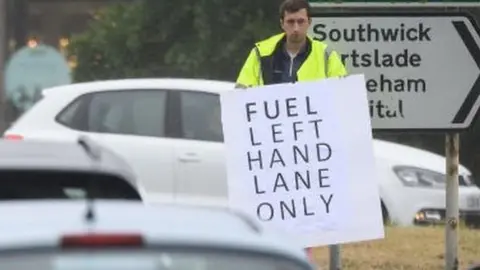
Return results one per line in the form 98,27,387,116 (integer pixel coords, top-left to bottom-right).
312,225,480,269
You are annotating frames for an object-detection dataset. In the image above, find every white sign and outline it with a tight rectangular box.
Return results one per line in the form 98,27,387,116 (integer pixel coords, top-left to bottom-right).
5,44,72,112
220,75,384,248
308,14,480,131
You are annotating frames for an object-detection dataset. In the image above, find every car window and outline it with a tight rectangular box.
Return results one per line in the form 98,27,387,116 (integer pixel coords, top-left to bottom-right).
180,91,223,142
88,90,167,137
57,90,167,138
56,98,83,125
0,170,142,200
0,249,311,270
460,175,475,186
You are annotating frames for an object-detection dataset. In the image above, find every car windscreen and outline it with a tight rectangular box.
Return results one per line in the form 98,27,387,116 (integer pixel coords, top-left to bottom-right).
0,249,312,270
0,170,141,200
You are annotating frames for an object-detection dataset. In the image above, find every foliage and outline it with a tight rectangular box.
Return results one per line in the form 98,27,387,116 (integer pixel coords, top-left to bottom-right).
68,3,146,81
68,0,282,82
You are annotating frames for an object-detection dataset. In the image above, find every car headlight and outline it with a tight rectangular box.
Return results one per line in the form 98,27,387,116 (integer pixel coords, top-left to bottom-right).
393,166,446,188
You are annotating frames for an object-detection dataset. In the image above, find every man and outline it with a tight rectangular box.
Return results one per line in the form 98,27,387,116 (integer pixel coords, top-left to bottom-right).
235,0,347,260
236,0,347,88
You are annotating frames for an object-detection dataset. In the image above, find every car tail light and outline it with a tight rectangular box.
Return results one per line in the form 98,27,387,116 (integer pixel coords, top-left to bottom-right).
3,134,23,140
305,247,314,262
60,233,144,248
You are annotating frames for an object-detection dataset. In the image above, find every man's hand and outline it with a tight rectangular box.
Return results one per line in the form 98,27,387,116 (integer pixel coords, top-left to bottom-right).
235,83,249,89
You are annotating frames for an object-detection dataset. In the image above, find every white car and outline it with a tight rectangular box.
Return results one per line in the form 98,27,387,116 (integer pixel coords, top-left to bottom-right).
3,78,480,227
0,135,143,201
373,139,480,226
0,199,313,270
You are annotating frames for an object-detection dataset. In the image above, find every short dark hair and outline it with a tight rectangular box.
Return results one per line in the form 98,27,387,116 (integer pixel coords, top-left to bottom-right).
279,0,311,20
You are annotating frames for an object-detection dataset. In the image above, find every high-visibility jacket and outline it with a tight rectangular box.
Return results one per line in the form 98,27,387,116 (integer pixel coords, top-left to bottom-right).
236,33,347,87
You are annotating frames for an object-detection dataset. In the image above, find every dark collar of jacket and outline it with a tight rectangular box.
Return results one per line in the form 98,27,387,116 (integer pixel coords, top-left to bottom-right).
260,35,312,85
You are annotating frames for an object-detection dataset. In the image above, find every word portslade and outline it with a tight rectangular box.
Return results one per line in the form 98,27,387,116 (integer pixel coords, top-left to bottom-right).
313,21,432,120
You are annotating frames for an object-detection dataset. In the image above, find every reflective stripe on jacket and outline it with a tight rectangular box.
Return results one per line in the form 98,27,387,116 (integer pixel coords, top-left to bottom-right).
236,33,348,87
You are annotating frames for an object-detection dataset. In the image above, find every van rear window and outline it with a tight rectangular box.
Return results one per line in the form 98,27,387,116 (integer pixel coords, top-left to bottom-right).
0,170,141,201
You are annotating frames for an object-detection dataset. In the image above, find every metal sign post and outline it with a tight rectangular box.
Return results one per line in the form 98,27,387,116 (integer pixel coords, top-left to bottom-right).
308,8,480,270
329,244,341,270
445,133,460,270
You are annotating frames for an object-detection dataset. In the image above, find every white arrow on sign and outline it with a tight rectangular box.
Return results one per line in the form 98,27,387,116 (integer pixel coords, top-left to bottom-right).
308,13,480,131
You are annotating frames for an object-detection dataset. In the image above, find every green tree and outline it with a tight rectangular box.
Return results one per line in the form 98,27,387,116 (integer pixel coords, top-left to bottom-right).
68,0,281,82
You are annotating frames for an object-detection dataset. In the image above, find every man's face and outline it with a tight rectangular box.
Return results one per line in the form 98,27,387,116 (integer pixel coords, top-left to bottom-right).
280,8,311,44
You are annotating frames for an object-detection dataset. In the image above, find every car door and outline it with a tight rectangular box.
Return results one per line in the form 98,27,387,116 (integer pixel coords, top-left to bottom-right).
54,89,177,203
171,90,227,206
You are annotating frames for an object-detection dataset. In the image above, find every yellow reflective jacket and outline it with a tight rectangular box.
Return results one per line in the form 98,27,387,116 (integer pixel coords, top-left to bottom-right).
236,33,347,87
